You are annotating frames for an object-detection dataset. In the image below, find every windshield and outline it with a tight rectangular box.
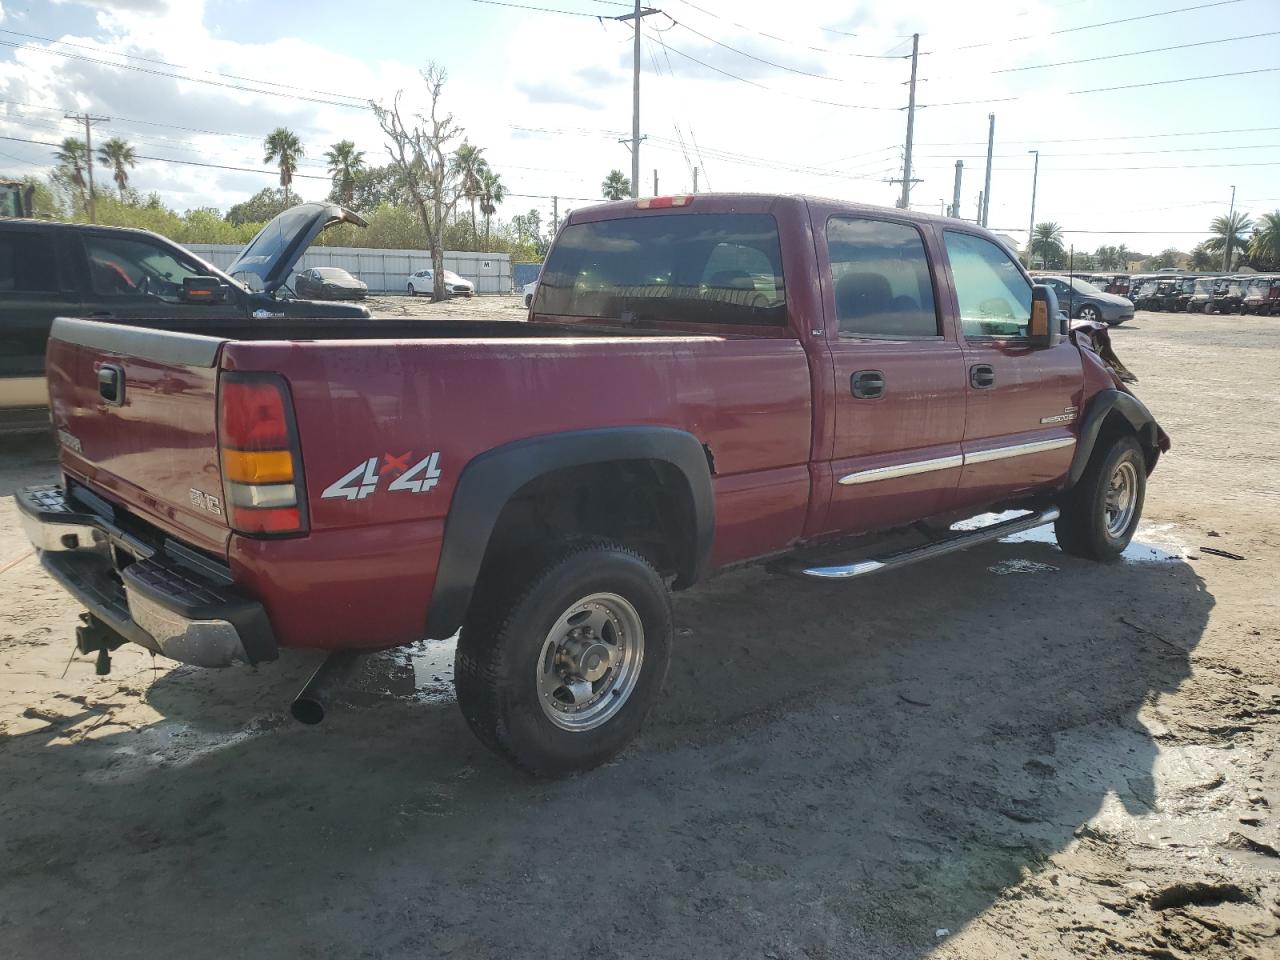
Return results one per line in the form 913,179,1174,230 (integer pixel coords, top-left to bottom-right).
537,213,787,326
1066,277,1102,295
314,268,350,279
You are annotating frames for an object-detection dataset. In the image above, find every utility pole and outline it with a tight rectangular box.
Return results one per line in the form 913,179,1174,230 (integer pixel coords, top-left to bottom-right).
616,3,660,201
1025,149,1040,267
693,167,698,193
653,168,658,197
552,196,559,234
981,113,995,227
950,160,963,218
1223,184,1237,271
977,191,983,224
898,33,920,210
65,112,109,223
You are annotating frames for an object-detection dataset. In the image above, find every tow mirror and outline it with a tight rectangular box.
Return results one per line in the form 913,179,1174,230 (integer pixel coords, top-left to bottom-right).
180,276,228,305
1029,284,1059,348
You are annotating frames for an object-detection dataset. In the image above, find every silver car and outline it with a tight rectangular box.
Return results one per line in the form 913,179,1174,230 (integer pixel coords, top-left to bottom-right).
407,268,474,298
1037,275,1134,326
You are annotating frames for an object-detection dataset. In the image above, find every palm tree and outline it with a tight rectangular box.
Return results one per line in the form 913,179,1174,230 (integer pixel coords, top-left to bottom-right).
450,142,486,242
478,168,505,249
1204,211,1254,270
1247,210,1280,268
323,140,365,207
53,137,88,209
601,169,630,201
1031,221,1064,268
96,137,137,202
263,127,304,204
1115,244,1131,270
1188,244,1214,272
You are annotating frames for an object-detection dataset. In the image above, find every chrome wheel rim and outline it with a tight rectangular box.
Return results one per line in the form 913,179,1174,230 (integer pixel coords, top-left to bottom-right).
536,592,645,732
1105,460,1139,538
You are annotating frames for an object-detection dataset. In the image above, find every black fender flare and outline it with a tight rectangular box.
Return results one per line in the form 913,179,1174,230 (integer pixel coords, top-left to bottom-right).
1067,389,1163,487
425,426,714,640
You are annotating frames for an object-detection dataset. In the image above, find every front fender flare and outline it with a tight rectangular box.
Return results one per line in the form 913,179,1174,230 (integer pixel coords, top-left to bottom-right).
1068,389,1166,487
425,427,714,640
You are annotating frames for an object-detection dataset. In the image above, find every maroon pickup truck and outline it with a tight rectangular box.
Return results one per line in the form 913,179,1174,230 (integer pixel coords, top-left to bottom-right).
19,194,1169,775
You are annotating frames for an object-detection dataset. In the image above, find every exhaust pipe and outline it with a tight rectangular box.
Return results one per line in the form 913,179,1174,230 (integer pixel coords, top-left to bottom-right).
291,651,361,725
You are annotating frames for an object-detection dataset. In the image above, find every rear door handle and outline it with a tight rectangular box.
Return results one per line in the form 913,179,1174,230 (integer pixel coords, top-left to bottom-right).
851,369,885,399
970,364,996,389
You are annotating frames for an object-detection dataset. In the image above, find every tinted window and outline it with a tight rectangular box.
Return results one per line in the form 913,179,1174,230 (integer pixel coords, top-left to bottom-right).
944,231,1032,338
315,267,348,279
537,213,786,326
0,231,58,293
84,234,205,301
825,217,937,337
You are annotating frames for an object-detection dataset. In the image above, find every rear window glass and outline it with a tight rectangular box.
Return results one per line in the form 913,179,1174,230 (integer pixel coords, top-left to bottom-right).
537,213,786,326
0,231,58,293
826,217,938,337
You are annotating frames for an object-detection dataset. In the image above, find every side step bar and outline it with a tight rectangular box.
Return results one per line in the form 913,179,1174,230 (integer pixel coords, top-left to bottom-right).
801,507,1060,580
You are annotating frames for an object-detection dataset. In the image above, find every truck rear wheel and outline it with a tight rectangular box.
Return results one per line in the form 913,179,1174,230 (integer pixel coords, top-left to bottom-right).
455,541,672,776
1055,433,1145,561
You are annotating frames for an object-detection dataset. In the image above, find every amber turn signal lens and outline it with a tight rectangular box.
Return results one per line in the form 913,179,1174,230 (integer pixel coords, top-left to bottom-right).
1030,300,1049,337
222,448,294,484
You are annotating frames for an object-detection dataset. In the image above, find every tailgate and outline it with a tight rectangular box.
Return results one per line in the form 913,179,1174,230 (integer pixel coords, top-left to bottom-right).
45,317,231,556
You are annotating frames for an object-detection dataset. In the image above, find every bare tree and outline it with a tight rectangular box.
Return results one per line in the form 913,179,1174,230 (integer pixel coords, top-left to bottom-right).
371,64,461,302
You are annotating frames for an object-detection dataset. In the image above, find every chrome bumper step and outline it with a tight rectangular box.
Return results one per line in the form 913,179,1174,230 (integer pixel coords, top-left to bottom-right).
799,507,1060,581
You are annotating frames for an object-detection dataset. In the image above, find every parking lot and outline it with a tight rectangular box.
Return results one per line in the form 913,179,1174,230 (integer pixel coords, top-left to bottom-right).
1,311,1277,959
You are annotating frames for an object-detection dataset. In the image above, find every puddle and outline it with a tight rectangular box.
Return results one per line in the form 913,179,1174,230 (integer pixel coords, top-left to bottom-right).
954,511,1190,563
343,636,458,707
988,559,1059,575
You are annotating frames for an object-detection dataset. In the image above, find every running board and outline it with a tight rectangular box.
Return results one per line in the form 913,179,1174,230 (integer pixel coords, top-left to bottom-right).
799,507,1060,581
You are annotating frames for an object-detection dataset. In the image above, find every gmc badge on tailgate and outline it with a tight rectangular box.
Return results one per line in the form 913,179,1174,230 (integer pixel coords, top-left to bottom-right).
190,488,223,516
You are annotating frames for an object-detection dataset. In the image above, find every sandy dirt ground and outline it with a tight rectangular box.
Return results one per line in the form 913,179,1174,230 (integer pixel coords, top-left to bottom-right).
0,311,1277,960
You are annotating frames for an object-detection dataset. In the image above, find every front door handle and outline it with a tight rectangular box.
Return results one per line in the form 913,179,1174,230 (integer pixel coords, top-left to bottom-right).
851,369,885,399
970,364,996,389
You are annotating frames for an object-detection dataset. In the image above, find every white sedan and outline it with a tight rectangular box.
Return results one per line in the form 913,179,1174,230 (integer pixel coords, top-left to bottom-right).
407,268,474,297
523,280,537,308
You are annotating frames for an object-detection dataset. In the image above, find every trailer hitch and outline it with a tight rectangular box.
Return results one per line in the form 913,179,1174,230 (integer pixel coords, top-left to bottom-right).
75,613,126,675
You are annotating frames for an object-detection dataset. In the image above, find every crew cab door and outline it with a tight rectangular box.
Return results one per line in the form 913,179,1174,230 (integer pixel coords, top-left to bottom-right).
814,210,968,536
0,224,80,411
938,230,1080,509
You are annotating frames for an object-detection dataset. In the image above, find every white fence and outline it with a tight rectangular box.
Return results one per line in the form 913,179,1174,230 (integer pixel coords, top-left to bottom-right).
187,244,513,295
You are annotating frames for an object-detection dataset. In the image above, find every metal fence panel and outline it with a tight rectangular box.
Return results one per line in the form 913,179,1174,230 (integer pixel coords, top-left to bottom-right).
187,244,514,294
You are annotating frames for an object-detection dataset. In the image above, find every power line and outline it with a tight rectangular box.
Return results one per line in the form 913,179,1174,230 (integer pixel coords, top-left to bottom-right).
666,0,909,59
927,0,1245,52
919,144,1280,160
665,16,839,81
0,39,369,109
920,66,1280,108
986,30,1280,74
468,0,611,16
915,125,1280,146
0,28,370,102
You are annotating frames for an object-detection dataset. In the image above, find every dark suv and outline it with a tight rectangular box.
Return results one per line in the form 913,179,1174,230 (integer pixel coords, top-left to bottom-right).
0,203,370,434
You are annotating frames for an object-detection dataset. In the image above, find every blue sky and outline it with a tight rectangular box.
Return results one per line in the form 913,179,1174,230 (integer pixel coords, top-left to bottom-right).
2,0,1277,254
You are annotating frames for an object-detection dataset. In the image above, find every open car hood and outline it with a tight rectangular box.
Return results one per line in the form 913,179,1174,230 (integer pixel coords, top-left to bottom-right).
227,202,367,294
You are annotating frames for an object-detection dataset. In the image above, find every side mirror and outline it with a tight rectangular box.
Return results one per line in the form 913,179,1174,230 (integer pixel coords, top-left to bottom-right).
1029,284,1059,347
180,276,228,305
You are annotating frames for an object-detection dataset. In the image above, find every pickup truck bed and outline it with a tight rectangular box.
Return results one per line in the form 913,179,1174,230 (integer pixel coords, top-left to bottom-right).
20,193,1168,776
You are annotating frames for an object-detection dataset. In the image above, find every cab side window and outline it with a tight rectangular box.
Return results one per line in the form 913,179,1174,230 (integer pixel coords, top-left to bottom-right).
826,217,938,337
0,231,58,293
83,235,204,302
944,231,1032,338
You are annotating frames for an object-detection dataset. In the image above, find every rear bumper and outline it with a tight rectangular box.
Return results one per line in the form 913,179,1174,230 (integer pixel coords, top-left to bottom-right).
17,485,277,668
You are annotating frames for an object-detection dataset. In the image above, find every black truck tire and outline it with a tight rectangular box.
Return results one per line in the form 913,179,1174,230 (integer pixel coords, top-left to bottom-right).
1055,433,1146,561
455,541,672,776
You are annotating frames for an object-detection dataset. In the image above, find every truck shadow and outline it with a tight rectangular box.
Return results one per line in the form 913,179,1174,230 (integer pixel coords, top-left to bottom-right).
0,535,1209,958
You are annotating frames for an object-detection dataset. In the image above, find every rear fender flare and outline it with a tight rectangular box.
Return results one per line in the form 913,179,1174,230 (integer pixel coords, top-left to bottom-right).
425,427,714,639
1068,389,1162,487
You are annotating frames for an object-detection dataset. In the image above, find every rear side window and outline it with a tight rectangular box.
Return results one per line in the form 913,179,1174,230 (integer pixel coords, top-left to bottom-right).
944,231,1032,338
537,213,786,326
826,217,938,337
0,231,58,293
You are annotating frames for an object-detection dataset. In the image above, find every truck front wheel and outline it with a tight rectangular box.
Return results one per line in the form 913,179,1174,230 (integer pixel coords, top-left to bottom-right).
455,541,672,776
1054,433,1146,561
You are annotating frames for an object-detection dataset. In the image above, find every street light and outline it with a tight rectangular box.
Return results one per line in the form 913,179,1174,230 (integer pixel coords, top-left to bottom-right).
1025,149,1040,268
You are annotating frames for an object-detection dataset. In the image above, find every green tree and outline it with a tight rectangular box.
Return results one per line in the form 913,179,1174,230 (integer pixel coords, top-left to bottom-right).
1247,210,1280,270
263,127,304,204
226,187,293,226
1115,244,1131,270
323,140,365,207
1188,243,1214,271
1150,248,1183,270
1031,222,1064,269
601,169,630,201
1204,211,1253,271
450,141,486,244
53,137,89,210
1093,245,1120,270
478,167,505,249
96,137,137,202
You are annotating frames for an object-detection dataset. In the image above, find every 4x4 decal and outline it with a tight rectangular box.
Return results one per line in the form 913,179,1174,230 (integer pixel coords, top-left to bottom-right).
322,452,442,501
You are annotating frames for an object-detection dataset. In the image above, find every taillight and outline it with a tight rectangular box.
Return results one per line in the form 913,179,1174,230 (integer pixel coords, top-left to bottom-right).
218,373,307,536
